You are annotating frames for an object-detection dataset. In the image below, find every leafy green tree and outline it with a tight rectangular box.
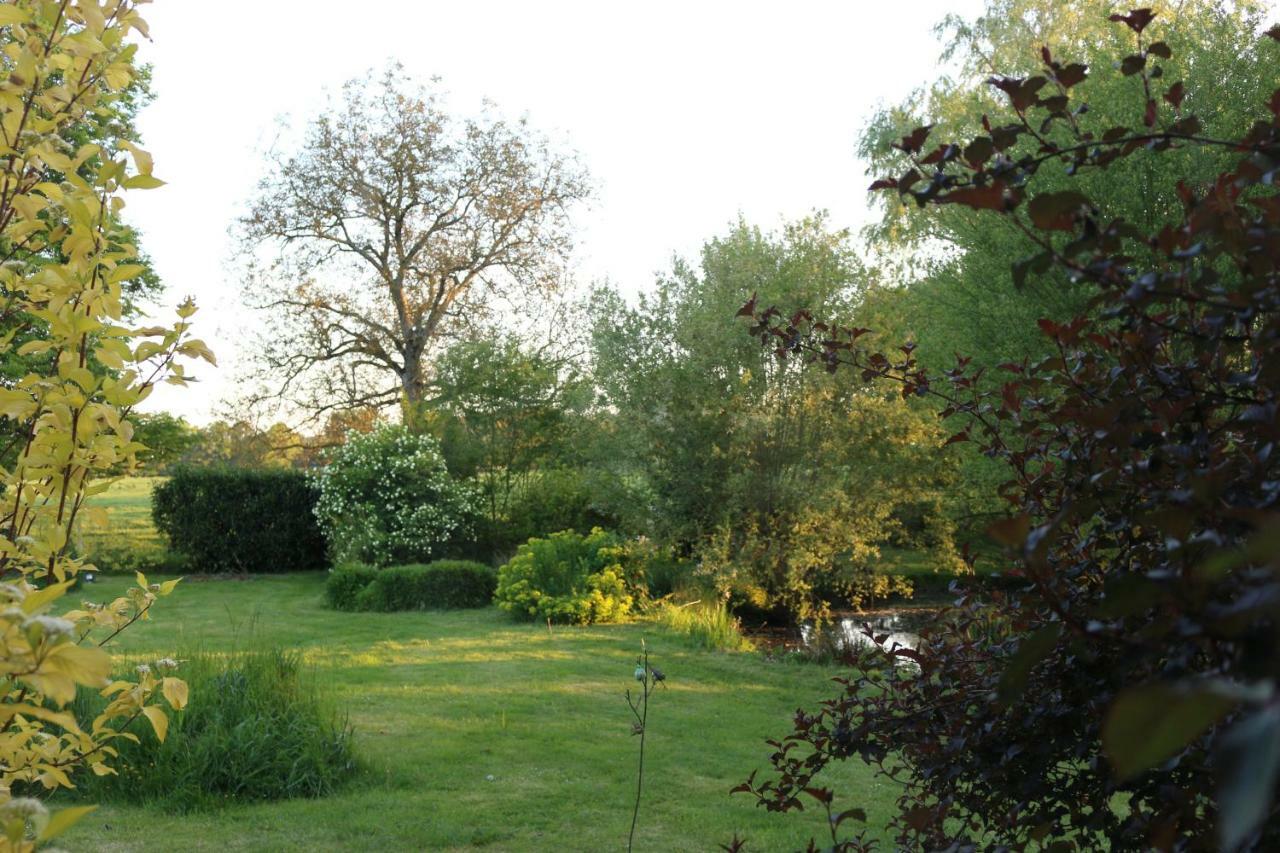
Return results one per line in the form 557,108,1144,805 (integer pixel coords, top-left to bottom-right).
125,412,198,473
237,66,590,426
428,336,594,550
591,216,963,618
858,0,1277,374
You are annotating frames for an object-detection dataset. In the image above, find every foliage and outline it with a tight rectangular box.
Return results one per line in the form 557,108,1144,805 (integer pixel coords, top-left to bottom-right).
311,425,481,567
431,337,600,558
152,468,327,573
855,0,1280,522
590,217,965,620
123,412,198,473
0,2,213,846
738,14,1280,850
477,467,616,561
68,648,355,811
654,601,753,653
175,419,308,469
494,528,635,624
323,563,379,611
236,64,590,424
328,560,496,612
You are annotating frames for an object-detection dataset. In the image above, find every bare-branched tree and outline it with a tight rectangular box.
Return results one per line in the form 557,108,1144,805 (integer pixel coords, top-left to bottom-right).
236,66,590,425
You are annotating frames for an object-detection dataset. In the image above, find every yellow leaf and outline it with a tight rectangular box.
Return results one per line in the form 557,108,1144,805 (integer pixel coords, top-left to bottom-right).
21,580,72,614
0,8,31,25
142,705,168,742
161,677,188,710
123,174,165,190
43,643,111,688
38,805,97,842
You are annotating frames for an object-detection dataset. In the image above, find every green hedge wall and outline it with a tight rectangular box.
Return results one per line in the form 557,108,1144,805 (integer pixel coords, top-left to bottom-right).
152,467,328,573
326,560,496,611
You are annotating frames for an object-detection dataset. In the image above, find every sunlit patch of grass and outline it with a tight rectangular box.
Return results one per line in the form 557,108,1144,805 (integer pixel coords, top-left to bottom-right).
62,573,898,851
655,599,755,652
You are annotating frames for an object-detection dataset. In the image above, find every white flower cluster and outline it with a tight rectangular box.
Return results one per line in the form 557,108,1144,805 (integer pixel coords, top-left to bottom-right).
311,425,482,566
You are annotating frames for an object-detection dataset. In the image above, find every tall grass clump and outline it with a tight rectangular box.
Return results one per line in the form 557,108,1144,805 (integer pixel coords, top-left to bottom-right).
656,601,753,652
68,648,356,811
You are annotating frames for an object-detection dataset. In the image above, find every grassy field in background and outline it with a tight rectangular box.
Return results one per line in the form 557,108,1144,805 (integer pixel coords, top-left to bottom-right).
75,476,169,570
61,574,897,851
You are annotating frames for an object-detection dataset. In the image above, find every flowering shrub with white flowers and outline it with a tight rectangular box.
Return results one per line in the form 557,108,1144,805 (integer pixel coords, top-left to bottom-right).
312,426,481,566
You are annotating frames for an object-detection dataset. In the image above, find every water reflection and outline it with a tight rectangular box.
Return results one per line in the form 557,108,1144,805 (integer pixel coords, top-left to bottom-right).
799,610,931,653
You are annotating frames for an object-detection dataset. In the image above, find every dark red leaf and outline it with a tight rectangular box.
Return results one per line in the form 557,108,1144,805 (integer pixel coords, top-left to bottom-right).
1147,40,1172,58
735,294,757,318
1109,8,1157,34
1164,81,1185,109
1265,23,1280,40
1028,190,1091,231
943,182,1007,211
1120,54,1146,76
1055,63,1088,88
1144,98,1158,127
868,178,897,191
895,125,932,154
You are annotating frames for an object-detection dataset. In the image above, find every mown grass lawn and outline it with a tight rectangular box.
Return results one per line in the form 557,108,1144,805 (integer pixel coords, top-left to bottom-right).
74,476,170,569
61,573,897,852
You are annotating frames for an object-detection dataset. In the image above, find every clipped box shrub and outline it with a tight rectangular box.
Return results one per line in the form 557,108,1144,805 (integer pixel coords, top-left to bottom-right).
152,467,328,573
69,649,355,812
326,561,495,612
325,563,379,611
495,528,635,624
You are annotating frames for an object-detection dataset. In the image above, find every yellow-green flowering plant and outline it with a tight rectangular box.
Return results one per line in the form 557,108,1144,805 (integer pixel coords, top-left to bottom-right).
0,2,210,848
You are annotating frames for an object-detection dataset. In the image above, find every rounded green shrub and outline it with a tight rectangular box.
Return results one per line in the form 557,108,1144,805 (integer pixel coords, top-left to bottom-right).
312,426,481,566
357,561,496,611
325,561,495,611
494,528,636,624
325,563,379,611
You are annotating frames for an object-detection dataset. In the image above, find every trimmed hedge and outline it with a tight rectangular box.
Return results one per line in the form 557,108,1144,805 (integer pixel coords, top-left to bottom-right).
326,560,496,612
324,563,378,610
152,467,328,573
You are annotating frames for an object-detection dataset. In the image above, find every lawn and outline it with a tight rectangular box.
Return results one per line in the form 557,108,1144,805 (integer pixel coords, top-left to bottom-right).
60,573,898,852
75,476,170,570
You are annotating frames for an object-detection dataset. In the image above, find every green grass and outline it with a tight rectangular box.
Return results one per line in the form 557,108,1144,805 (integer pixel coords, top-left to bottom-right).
60,573,898,851
75,476,171,571
656,600,755,652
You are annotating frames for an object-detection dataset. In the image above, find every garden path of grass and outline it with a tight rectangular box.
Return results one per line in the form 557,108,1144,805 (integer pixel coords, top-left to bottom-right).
61,573,898,852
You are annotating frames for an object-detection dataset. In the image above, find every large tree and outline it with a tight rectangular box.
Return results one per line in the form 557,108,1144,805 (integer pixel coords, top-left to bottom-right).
238,66,590,424
590,217,964,619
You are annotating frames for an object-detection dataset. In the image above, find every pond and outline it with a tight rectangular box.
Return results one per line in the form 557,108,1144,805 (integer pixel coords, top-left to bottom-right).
748,608,937,656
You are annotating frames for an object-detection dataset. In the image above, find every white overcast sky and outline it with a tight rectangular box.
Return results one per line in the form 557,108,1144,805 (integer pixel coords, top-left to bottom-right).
127,0,988,424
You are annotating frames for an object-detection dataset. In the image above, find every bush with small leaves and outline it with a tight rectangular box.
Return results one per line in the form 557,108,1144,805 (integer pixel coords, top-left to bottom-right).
152,467,327,573
311,426,481,567
495,529,636,624
324,564,379,611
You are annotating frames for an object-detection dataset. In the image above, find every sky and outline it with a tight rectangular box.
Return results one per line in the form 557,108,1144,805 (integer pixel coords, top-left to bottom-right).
126,0,987,424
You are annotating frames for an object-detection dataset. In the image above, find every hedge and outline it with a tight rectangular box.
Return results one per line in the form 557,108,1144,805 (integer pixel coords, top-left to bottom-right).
152,467,328,573
326,560,496,612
